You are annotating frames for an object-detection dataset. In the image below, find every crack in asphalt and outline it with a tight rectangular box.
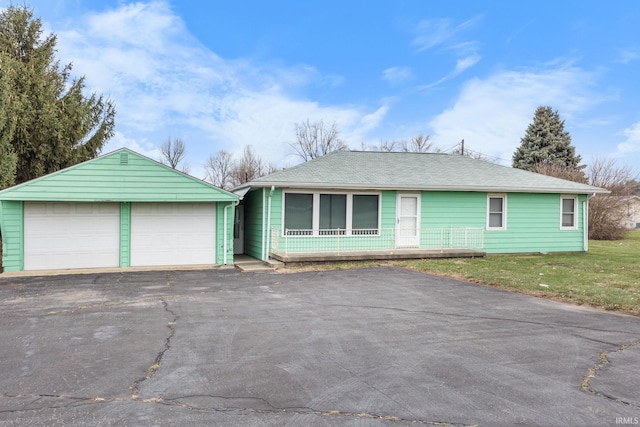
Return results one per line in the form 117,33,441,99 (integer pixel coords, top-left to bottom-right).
581,340,640,408
0,392,476,425
128,298,179,400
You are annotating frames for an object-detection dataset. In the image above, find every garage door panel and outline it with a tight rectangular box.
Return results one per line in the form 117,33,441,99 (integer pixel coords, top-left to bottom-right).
131,203,216,267
24,203,120,270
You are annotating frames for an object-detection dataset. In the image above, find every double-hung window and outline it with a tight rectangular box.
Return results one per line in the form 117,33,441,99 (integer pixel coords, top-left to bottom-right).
487,194,506,230
284,192,380,236
561,196,578,229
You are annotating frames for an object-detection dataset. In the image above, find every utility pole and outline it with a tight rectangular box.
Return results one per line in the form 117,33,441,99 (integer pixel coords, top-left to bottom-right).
460,139,465,156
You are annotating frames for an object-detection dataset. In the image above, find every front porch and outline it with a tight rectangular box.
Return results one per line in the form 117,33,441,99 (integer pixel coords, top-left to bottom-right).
269,248,485,263
268,227,486,263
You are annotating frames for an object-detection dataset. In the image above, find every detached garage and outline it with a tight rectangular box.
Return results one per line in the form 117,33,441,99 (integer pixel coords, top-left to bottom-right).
0,149,239,272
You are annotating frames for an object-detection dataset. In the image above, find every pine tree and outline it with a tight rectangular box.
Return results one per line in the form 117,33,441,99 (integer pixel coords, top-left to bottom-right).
512,106,582,171
0,6,115,185
0,52,17,189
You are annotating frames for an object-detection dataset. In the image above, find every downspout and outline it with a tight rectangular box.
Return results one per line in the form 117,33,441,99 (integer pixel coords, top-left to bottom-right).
223,200,240,265
584,193,596,251
265,186,275,261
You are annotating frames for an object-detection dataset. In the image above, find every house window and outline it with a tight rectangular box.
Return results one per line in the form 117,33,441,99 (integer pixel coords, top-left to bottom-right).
561,196,578,229
352,195,379,234
283,192,380,236
487,195,506,230
319,194,346,234
284,193,313,235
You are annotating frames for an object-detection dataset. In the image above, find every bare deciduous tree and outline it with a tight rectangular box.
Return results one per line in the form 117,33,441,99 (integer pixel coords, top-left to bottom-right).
204,146,278,190
159,137,188,173
363,133,437,153
587,158,639,240
230,146,266,187
291,119,347,161
204,150,234,190
532,162,587,184
401,133,436,153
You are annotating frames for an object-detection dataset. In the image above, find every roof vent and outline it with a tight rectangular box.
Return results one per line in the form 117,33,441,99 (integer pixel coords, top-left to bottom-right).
120,152,129,164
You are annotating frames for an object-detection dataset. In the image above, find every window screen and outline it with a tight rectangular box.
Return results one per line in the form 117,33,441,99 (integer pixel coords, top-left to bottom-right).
284,193,313,234
352,195,379,234
319,194,346,234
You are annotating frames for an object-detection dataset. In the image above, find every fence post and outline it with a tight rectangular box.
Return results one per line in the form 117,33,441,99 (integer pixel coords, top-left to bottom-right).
285,229,288,255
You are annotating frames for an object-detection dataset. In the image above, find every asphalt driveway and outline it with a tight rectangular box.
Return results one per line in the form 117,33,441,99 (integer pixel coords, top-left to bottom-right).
1,267,639,426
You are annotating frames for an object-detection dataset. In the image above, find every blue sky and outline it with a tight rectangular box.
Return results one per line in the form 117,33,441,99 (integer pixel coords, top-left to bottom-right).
5,0,640,179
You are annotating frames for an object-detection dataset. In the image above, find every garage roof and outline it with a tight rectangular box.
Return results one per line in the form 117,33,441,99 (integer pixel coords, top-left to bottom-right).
0,148,238,202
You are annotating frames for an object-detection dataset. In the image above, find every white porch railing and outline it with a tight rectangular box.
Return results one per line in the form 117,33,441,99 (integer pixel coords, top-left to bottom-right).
270,227,484,255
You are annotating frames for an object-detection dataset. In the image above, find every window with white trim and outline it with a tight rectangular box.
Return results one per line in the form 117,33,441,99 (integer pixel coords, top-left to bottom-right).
487,194,506,230
319,194,346,235
283,191,380,236
284,193,313,235
561,196,578,229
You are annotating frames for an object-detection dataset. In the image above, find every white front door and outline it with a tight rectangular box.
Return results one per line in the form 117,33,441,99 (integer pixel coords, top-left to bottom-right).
233,205,244,255
396,194,420,248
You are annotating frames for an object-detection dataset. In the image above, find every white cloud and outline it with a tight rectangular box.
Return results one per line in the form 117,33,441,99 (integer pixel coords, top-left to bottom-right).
382,66,413,85
411,17,482,89
616,122,640,154
428,64,600,164
49,0,385,171
412,16,482,54
453,53,481,74
104,131,162,160
616,48,640,64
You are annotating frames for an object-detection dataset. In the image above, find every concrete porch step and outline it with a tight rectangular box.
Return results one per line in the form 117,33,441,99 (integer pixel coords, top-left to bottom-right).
234,255,283,272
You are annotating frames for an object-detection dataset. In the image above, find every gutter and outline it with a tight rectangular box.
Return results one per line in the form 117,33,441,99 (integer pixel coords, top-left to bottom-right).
242,182,609,195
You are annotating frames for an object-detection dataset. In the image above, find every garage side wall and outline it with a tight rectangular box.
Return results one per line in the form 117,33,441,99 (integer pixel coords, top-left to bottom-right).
0,201,23,272
216,202,235,265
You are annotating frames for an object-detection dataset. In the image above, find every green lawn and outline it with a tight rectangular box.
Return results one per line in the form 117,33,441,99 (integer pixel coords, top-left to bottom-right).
396,230,640,316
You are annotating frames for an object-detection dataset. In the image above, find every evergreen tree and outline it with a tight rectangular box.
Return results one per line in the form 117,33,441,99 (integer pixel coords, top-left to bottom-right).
512,106,582,171
0,53,17,189
0,6,115,185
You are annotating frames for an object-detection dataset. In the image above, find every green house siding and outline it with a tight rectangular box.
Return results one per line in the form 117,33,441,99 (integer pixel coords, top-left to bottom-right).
0,149,239,271
119,202,131,267
0,150,237,203
215,202,236,265
380,191,396,229
0,201,24,272
422,191,486,228
251,187,588,256
482,193,585,254
242,188,266,259
421,191,585,253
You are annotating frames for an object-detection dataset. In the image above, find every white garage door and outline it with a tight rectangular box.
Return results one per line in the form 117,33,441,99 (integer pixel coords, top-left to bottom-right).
24,202,120,271
131,203,216,267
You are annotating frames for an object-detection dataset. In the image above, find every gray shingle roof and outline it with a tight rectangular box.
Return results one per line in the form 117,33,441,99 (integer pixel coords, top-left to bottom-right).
238,151,608,194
